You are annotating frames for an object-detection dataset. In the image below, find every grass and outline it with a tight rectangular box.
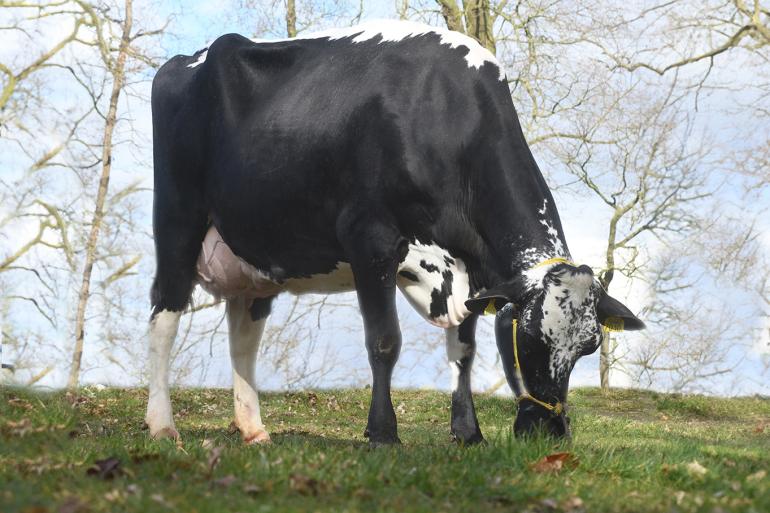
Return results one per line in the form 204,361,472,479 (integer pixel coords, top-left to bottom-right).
1,386,768,513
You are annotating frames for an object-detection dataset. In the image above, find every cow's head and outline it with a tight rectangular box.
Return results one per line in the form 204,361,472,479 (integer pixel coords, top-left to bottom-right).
466,262,644,438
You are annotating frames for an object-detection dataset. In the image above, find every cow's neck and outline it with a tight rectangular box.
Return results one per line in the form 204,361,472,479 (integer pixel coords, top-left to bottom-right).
509,197,571,274
473,167,571,286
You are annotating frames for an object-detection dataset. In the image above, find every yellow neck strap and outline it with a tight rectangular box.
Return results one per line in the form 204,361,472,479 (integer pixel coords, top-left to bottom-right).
511,318,564,415
530,256,574,269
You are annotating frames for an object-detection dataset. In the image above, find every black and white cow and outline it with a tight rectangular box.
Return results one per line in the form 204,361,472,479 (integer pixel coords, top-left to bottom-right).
146,20,643,445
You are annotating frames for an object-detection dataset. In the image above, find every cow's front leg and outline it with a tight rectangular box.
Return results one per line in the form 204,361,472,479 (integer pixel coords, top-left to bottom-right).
227,296,272,445
447,314,484,444
145,309,182,440
342,222,404,446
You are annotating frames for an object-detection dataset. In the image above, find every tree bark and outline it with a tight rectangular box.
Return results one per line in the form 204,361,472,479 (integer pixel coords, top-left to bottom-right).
463,0,496,54
67,0,133,390
286,0,297,38
599,208,620,392
436,0,466,34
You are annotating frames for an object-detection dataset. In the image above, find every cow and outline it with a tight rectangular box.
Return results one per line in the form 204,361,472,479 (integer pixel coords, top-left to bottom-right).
146,19,644,446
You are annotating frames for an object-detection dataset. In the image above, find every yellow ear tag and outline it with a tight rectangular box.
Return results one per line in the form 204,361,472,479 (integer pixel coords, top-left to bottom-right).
602,317,624,332
484,299,497,315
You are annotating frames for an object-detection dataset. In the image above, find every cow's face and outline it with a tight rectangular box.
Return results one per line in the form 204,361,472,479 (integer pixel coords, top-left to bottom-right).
466,263,644,438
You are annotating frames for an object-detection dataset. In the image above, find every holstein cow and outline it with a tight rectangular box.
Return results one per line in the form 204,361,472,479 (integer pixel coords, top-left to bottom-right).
147,20,644,445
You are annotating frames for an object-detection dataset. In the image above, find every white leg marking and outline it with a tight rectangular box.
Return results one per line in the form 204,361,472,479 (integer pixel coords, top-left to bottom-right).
227,297,271,444
446,326,470,393
145,309,182,439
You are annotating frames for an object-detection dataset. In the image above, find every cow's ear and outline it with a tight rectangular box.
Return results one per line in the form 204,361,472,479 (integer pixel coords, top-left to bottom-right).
597,293,645,331
465,280,525,315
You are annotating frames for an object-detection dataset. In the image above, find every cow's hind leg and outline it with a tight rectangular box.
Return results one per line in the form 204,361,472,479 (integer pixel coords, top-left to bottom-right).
146,174,208,440
146,309,182,439
227,296,273,444
447,314,484,445
340,218,404,446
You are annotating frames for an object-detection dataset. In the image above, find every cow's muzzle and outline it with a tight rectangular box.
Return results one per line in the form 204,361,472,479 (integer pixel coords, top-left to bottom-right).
513,401,571,439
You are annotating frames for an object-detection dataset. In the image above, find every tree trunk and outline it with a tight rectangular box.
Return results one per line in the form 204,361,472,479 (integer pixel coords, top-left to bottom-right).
67,0,133,390
286,0,297,38
599,330,611,392
436,0,466,34
463,0,496,54
599,209,621,391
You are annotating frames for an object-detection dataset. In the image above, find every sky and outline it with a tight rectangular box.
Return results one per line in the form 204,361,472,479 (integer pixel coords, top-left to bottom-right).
1,0,768,397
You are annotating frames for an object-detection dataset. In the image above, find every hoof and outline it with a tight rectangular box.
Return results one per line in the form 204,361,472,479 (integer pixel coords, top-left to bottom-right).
368,438,401,448
451,429,485,446
242,430,272,445
151,426,180,441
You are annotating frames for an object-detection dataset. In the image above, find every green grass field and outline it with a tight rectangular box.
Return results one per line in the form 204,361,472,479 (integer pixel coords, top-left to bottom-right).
1,386,768,512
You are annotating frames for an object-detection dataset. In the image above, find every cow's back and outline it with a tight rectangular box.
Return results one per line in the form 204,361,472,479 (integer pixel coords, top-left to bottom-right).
152,21,516,289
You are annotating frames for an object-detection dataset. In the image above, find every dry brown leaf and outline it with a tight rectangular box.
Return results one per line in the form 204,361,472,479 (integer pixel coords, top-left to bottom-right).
746,470,767,482
56,497,88,513
86,457,122,480
206,445,224,476
213,474,237,488
289,473,321,496
561,496,584,511
529,452,579,473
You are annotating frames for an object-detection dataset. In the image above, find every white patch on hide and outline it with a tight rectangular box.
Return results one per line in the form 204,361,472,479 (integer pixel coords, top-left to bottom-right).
282,263,355,294
188,20,504,80
196,228,472,328
187,49,208,68
450,360,461,392
539,270,602,379
396,240,471,328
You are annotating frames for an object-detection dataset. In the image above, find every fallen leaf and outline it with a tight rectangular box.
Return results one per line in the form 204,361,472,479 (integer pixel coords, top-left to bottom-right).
22,507,49,513
396,402,407,415
243,484,263,495
56,497,88,513
561,496,584,511
326,396,341,411
86,457,122,480
289,473,321,496
673,490,686,505
213,474,237,488
753,422,766,434
206,445,224,476
150,493,172,508
529,452,579,473
104,489,122,502
686,460,708,478
747,470,767,482
539,498,559,509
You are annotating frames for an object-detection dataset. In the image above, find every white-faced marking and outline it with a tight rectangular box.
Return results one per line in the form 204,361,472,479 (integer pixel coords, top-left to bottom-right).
396,240,471,328
187,20,504,80
539,269,601,379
